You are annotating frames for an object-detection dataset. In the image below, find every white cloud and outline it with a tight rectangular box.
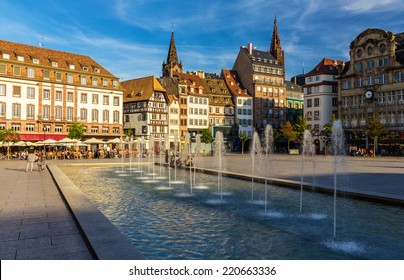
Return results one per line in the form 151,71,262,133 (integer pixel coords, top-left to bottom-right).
342,0,403,13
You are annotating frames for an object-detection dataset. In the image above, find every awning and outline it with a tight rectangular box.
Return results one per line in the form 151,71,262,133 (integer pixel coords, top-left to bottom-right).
19,134,67,141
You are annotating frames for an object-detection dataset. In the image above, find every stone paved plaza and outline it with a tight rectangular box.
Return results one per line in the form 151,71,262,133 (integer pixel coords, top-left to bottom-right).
0,154,403,259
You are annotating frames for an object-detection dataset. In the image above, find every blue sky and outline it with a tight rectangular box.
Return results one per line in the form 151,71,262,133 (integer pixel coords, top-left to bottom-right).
1,0,403,81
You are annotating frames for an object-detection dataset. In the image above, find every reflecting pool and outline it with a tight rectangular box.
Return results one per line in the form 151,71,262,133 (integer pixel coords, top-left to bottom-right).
60,165,404,260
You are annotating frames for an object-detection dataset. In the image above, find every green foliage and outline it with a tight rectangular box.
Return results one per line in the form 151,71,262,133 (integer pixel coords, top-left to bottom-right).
293,115,310,139
0,128,21,143
68,123,85,140
322,114,336,137
364,116,388,155
201,129,213,144
0,129,21,160
280,121,297,150
239,132,249,155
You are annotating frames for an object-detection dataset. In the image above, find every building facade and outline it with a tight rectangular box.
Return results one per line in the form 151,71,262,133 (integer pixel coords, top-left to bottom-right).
340,29,404,154
222,69,254,138
0,40,123,141
122,76,168,141
232,18,286,134
285,81,304,124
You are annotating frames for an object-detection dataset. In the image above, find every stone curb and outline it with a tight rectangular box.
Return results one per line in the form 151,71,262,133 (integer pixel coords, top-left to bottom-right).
47,165,144,260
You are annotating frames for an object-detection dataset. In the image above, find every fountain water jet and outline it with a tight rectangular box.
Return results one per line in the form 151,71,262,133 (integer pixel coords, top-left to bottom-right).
264,124,274,217
300,130,313,214
331,120,345,240
249,132,262,203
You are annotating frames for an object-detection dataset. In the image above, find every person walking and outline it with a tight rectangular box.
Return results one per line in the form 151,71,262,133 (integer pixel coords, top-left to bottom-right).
25,146,36,172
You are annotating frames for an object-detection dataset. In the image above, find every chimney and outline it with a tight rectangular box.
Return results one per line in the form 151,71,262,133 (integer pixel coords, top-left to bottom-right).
248,43,253,55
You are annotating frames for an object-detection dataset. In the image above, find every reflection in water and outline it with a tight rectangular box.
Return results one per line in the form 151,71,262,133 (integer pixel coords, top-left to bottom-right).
60,165,404,260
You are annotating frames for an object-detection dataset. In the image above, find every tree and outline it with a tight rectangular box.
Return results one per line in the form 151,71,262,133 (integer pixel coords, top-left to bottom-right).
0,129,21,160
322,114,336,155
68,123,85,140
200,129,213,144
239,133,249,155
293,115,310,140
280,121,297,152
364,116,388,157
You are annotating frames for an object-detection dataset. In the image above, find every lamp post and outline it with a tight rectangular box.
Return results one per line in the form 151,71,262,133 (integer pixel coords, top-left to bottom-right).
333,60,345,121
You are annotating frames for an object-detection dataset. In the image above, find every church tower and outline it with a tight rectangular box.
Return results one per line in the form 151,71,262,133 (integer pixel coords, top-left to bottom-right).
269,16,284,66
162,32,183,77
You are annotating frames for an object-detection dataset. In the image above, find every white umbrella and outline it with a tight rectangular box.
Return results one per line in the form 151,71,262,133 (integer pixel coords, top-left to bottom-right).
58,137,80,144
37,138,58,145
84,138,105,144
107,137,124,144
13,141,27,146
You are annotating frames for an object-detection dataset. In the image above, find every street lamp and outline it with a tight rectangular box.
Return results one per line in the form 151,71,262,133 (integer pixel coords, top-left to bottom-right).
333,60,345,121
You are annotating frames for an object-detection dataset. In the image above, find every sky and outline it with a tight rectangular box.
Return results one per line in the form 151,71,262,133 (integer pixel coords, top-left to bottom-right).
0,0,403,81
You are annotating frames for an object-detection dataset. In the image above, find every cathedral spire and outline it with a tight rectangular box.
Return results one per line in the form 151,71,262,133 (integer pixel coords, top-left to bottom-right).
162,31,183,77
269,16,284,65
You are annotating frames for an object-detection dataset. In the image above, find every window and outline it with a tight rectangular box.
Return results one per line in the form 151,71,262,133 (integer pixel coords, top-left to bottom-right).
307,99,312,108
33,58,39,64
92,94,98,104
81,76,87,85
113,111,120,123
0,102,5,117
92,77,98,86
55,107,62,120
81,93,87,103
13,86,21,97
91,127,98,133
0,64,6,74
13,66,21,76
67,107,73,121
67,73,73,83
55,91,62,101
27,104,35,119
103,79,108,86
26,124,35,132
332,97,338,107
103,95,109,105
113,80,118,88
55,72,62,81
27,67,35,78
12,103,21,118
43,69,50,80
69,64,75,70
52,61,58,67
43,89,50,99
102,127,109,134
3,53,10,59
80,108,87,121
0,84,6,96
11,124,21,131
55,126,63,133
92,109,99,122
113,128,119,134
67,92,74,102
103,110,109,122
314,111,320,121
43,106,50,119
113,97,119,106
314,98,320,107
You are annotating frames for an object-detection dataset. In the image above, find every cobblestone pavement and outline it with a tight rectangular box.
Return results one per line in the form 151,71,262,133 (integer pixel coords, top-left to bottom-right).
0,160,93,260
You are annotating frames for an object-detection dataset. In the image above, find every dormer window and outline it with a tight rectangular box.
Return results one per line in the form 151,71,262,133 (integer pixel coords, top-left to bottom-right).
52,61,58,67
33,58,39,64
83,66,88,71
17,56,24,62
94,68,100,73
2,53,10,59
69,64,75,70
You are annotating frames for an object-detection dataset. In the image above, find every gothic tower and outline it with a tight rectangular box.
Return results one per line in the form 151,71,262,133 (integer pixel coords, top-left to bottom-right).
269,16,284,66
162,32,183,77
